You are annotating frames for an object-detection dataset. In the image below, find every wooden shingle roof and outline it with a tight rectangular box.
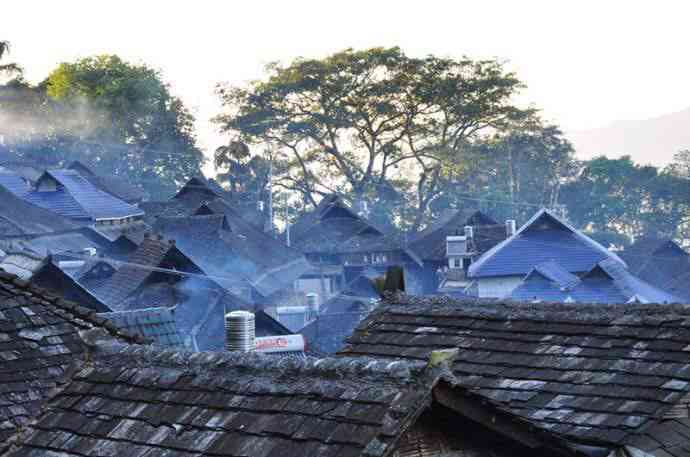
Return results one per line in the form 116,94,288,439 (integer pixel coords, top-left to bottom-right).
0,270,140,445
4,343,436,457
341,295,690,447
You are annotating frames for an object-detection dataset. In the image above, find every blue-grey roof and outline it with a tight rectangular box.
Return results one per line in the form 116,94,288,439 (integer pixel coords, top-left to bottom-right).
99,307,184,348
531,260,581,289
16,170,143,222
469,209,623,278
511,258,683,304
44,170,143,220
0,171,29,196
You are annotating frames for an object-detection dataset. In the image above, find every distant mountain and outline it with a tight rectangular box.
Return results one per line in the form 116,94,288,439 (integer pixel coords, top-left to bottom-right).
566,108,690,166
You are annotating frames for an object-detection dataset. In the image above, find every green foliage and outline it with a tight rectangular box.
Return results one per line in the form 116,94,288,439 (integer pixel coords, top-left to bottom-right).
0,55,204,196
560,155,690,240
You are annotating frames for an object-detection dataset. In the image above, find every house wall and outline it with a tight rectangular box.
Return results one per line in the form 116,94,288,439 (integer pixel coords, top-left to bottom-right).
477,276,523,298
294,277,335,303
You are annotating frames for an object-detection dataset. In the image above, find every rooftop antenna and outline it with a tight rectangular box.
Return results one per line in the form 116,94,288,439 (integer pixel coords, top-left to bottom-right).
285,193,291,247
265,147,274,237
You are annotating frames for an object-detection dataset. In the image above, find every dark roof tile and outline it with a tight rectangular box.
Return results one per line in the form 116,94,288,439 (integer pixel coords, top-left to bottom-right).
0,269,139,445
4,342,434,457
341,295,690,446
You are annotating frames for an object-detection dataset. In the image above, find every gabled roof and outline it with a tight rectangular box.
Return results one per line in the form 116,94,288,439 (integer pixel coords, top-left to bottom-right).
68,161,147,203
0,186,78,235
0,227,112,257
6,342,434,457
469,208,625,278
342,295,690,446
0,270,139,443
94,234,192,309
530,260,581,290
290,194,403,256
153,214,312,298
408,209,505,261
620,237,690,296
99,307,184,348
31,260,112,312
21,170,144,221
173,175,228,202
197,197,267,232
0,170,30,196
511,258,683,305
595,258,683,304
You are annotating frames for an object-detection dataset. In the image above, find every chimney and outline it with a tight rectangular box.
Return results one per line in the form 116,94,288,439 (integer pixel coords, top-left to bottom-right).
306,293,319,319
225,311,256,352
464,226,474,239
506,219,517,237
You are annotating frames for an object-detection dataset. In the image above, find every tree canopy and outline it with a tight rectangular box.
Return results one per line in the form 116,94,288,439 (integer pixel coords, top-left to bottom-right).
1,54,204,197
214,47,531,228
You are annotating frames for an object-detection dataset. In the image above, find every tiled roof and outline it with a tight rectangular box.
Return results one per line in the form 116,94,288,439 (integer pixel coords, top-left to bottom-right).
99,307,184,348
290,194,403,256
68,161,147,204
469,209,623,278
0,186,78,235
624,418,690,457
4,342,434,457
513,259,683,305
0,171,29,196
20,170,143,222
596,258,684,304
197,198,267,232
0,270,139,444
620,237,690,299
341,295,690,446
531,260,581,290
0,228,111,257
94,235,179,309
153,214,312,298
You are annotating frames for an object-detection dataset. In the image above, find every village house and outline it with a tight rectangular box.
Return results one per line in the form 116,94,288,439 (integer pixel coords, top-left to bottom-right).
445,208,628,298
0,168,146,242
290,194,425,298
4,272,690,456
67,160,147,204
98,307,185,348
152,213,312,304
0,185,77,236
141,176,269,232
407,208,509,293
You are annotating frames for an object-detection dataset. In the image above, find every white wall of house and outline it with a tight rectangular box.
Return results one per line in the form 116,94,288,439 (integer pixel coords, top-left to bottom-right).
476,276,523,298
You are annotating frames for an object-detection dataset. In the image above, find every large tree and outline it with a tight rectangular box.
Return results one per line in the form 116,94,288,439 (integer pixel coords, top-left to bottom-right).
214,47,530,228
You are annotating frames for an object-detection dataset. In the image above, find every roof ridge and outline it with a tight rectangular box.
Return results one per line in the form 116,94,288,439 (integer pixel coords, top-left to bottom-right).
93,342,428,381
382,294,690,325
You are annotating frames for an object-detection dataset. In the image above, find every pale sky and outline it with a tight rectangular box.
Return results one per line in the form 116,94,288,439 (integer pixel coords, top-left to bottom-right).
4,0,690,163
